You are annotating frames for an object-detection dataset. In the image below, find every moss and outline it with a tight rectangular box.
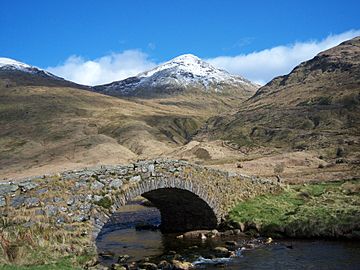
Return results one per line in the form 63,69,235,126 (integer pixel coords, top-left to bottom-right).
229,180,360,238
94,196,112,209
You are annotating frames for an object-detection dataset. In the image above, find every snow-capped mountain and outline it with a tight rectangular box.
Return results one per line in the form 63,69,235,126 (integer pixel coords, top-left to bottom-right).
0,57,32,70
94,54,259,98
0,57,88,88
0,57,61,78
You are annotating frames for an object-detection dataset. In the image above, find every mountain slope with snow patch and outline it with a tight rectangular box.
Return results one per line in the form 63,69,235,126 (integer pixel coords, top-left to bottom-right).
0,57,89,89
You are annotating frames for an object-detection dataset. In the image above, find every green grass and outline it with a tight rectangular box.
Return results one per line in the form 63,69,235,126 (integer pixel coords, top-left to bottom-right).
229,180,360,238
0,256,88,270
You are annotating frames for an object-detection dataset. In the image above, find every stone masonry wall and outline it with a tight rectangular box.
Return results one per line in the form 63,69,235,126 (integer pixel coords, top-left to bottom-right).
0,159,281,251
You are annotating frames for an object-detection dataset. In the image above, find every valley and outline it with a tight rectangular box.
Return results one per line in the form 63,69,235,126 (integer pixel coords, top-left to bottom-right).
0,36,359,269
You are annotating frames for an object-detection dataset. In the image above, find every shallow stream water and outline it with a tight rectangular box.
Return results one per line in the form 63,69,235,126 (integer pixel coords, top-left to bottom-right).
96,202,360,269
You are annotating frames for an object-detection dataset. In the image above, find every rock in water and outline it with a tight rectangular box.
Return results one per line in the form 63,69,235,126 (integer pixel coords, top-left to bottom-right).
171,260,194,270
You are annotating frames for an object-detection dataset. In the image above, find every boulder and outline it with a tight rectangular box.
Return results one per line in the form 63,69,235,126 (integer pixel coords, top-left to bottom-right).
244,243,256,249
158,260,171,269
24,197,40,207
117,254,130,263
212,247,231,257
45,204,59,217
91,181,105,190
129,175,141,182
265,237,273,244
0,184,18,196
18,181,38,192
67,198,75,206
10,195,26,208
183,230,212,239
246,221,262,232
206,229,219,238
93,195,104,202
234,221,246,231
72,214,88,222
171,260,193,270
53,197,64,203
148,164,155,176
109,179,123,189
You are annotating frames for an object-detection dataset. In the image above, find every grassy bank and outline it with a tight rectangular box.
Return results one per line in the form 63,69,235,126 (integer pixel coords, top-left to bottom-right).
0,221,95,268
0,256,86,270
229,179,360,238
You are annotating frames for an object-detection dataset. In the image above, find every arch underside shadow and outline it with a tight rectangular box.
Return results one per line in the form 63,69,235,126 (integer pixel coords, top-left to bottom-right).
142,188,218,232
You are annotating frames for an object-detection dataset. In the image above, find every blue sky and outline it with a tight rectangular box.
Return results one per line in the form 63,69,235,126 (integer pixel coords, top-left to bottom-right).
1,0,359,85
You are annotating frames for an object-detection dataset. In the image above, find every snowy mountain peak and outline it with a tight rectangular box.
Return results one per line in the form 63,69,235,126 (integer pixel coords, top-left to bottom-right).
94,54,259,98
166,53,203,67
140,53,233,80
172,53,201,62
0,57,32,70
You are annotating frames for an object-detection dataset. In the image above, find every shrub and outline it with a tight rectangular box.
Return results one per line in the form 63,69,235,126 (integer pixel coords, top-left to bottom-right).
336,146,345,157
301,119,315,129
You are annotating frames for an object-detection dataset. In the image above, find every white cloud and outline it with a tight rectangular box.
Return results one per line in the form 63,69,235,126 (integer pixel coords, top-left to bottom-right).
47,50,156,86
46,30,360,86
207,29,360,85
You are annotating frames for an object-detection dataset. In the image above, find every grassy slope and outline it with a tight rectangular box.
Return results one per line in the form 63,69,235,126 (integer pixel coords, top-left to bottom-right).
198,37,360,154
229,180,360,238
0,84,246,178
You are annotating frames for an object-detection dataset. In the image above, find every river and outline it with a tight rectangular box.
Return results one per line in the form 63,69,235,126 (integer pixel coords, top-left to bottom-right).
96,202,360,269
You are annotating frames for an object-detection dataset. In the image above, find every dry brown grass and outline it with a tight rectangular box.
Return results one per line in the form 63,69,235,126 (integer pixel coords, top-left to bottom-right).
0,217,94,266
0,84,245,180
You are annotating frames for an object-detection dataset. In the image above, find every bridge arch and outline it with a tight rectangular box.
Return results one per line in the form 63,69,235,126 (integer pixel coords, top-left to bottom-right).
0,159,280,252
110,178,221,233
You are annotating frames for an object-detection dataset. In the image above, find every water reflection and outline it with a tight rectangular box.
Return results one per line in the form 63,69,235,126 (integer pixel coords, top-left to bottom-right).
96,200,162,262
96,200,360,269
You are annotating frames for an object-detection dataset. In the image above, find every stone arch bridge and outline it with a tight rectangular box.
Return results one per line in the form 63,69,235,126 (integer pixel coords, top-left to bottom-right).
0,159,280,250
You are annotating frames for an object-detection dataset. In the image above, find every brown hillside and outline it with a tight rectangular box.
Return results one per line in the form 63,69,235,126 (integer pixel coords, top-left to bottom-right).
193,37,360,182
